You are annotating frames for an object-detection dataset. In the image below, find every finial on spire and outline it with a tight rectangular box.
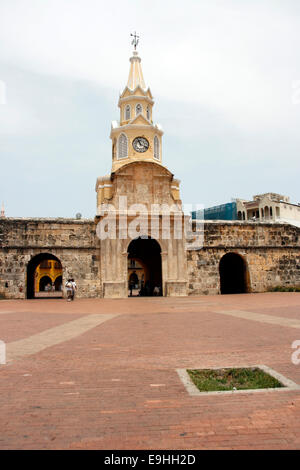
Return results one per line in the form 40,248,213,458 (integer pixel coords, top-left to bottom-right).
130,31,140,51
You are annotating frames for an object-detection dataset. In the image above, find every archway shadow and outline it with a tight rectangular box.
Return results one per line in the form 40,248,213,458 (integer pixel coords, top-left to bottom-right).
219,252,250,294
127,237,162,296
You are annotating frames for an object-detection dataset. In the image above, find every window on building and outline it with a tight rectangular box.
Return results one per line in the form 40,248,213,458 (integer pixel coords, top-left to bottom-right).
136,103,142,115
125,105,131,120
118,133,128,159
146,106,150,120
270,207,273,217
154,136,160,160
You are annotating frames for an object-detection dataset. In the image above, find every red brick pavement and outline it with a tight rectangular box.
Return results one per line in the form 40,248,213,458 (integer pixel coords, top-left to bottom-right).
0,293,300,449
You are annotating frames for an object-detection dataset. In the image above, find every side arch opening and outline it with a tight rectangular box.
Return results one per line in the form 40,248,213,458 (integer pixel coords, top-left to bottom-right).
26,253,63,299
219,253,250,294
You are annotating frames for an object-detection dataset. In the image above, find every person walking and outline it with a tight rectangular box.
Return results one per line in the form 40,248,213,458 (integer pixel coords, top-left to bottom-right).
153,286,160,296
65,278,76,301
129,281,134,297
70,278,77,300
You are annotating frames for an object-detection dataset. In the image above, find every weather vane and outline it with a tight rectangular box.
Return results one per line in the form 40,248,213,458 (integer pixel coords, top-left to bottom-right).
130,31,140,50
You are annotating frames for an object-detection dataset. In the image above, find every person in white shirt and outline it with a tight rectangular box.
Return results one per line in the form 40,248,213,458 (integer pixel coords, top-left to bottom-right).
70,279,77,300
65,278,77,301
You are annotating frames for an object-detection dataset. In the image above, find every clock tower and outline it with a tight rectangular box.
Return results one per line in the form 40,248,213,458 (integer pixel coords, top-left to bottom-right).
95,39,188,298
111,49,164,172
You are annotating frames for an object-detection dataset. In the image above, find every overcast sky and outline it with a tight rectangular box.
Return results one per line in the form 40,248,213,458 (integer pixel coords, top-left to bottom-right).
1,0,300,218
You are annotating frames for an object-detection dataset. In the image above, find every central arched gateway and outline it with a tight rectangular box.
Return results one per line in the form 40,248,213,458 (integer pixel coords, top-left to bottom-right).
127,237,162,296
219,252,250,294
26,253,63,299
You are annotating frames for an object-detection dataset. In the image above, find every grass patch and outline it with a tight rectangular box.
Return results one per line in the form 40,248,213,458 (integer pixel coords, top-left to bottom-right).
187,367,284,392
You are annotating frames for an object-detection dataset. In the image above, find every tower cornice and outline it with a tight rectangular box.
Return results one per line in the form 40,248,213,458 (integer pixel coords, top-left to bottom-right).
118,95,154,108
110,123,163,139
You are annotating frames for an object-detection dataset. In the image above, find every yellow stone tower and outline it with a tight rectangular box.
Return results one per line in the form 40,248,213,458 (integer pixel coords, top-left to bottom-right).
95,36,187,298
111,49,163,172
96,41,180,208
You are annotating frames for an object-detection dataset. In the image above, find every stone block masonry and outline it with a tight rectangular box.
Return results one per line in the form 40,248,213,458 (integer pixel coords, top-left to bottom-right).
0,218,100,299
187,221,300,295
0,218,299,298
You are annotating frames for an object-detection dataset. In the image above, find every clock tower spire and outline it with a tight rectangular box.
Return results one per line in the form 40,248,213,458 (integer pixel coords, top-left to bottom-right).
109,36,164,172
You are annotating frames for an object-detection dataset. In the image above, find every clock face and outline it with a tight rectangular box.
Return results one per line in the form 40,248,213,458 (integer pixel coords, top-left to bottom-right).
132,137,149,153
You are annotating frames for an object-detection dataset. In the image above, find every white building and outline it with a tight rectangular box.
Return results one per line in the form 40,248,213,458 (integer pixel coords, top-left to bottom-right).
236,193,300,227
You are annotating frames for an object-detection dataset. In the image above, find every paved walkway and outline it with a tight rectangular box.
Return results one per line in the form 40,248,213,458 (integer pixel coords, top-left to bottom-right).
214,309,300,329
6,314,118,363
0,293,300,449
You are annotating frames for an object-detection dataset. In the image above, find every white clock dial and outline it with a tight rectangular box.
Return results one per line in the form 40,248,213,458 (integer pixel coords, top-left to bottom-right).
132,137,149,153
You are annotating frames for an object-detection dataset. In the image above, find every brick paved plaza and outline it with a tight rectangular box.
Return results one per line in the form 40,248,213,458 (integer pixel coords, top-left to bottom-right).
0,293,300,449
